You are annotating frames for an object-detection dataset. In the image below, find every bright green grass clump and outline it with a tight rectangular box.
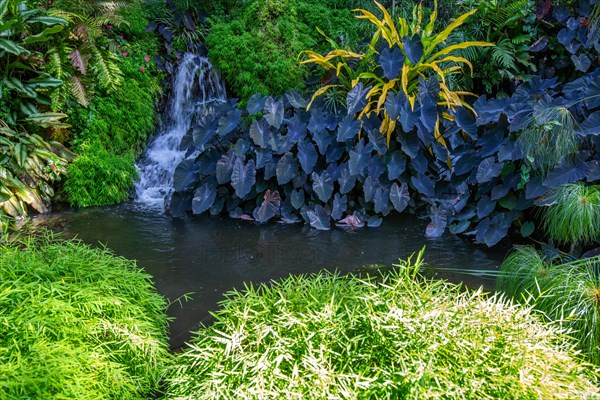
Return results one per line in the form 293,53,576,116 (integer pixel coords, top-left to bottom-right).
498,246,600,365
541,183,600,246
166,253,599,399
0,236,171,399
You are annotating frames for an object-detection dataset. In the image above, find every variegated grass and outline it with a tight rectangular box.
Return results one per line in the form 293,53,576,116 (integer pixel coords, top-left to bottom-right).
167,251,598,399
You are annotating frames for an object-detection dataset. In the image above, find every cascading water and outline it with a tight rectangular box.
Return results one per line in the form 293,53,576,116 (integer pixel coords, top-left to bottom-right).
135,53,226,209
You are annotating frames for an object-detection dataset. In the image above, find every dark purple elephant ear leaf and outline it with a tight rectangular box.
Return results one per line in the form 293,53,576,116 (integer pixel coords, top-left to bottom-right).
346,82,371,115
425,205,448,238
191,181,217,215
297,139,318,174
255,190,281,223
390,182,409,213
231,158,256,199
264,96,284,129
247,93,266,115
307,205,331,230
331,193,347,221
250,118,272,148
216,151,236,184
291,189,305,209
378,44,404,80
276,152,298,185
312,171,334,202
173,159,198,192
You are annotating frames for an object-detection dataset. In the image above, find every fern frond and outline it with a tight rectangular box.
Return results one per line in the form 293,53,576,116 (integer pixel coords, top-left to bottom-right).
492,38,516,70
70,76,89,107
90,46,122,92
69,48,87,74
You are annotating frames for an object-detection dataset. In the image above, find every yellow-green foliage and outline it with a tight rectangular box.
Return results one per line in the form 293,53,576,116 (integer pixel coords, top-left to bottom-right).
167,252,599,399
0,236,171,399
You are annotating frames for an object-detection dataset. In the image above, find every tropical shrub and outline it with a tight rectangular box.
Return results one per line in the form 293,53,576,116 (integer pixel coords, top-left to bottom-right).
64,145,138,207
451,0,538,94
166,252,599,398
498,246,600,365
0,0,73,227
0,236,171,398
303,0,492,141
65,28,163,207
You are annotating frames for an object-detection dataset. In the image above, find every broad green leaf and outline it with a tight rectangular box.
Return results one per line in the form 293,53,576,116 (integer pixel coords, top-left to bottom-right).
0,19,16,34
23,25,64,44
19,101,38,116
0,38,29,56
26,16,68,25
0,0,7,20
27,77,63,88
13,143,27,167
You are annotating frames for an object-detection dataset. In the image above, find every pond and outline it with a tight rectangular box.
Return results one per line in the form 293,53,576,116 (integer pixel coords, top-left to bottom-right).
35,204,506,348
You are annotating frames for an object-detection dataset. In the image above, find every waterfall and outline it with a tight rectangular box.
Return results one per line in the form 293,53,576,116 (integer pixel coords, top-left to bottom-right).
135,53,226,209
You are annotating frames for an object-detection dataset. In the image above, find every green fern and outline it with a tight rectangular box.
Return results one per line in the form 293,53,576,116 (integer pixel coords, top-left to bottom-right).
492,38,517,70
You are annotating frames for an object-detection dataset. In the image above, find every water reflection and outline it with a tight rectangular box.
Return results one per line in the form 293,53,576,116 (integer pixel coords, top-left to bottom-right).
36,205,506,348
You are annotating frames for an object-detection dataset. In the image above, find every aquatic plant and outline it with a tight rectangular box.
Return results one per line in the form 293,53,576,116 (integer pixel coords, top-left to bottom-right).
166,251,599,399
498,246,600,364
0,235,171,398
541,183,600,246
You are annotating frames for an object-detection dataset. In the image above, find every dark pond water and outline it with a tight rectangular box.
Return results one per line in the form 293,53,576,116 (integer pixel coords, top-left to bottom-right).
35,205,507,348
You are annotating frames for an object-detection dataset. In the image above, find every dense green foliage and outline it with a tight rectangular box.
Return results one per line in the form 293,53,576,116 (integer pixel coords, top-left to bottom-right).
498,246,600,365
0,0,73,228
541,183,600,247
166,252,599,398
0,236,171,399
64,8,163,207
205,0,378,102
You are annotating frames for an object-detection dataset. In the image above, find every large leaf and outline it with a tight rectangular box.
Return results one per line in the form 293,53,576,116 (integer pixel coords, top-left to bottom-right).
0,38,28,56
477,196,496,219
337,115,361,142
26,15,68,25
216,151,236,184
247,93,266,114
476,157,503,183
297,139,318,174
312,129,333,155
312,171,334,202
368,130,388,155
543,161,586,188
173,159,198,192
264,97,284,129
27,77,63,88
326,193,344,221
390,182,409,212
192,181,217,214
577,111,600,137
286,115,307,142
387,152,407,180
231,158,256,198
374,186,390,214
378,45,404,79
276,152,298,185
217,109,242,136
285,90,308,108
192,119,217,147
307,204,331,230
249,119,271,148
425,205,448,238
346,83,371,115
291,189,305,209
255,190,281,223
363,176,379,203
338,164,356,194
23,24,64,44
402,34,423,64
455,107,477,137
349,139,371,176
411,174,435,197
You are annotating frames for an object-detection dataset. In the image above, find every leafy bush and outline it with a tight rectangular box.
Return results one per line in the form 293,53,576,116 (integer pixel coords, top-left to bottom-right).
66,36,163,207
302,0,492,142
498,246,600,365
204,0,382,103
64,146,138,207
0,236,171,399
166,252,599,398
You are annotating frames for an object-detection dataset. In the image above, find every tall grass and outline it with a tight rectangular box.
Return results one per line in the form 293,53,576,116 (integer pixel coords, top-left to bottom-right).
0,235,171,399
498,246,600,364
541,183,600,246
166,252,599,399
